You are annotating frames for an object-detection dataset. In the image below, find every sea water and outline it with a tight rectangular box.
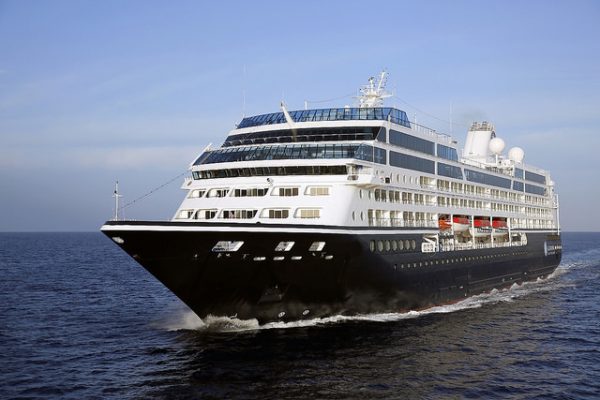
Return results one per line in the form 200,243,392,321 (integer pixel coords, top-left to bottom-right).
1,232,599,399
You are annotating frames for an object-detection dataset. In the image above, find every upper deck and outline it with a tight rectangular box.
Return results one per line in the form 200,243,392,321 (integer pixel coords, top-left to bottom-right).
236,107,411,130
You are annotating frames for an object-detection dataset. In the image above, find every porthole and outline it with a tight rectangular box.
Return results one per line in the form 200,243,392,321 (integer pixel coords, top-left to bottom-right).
411,240,416,250
352,211,356,221
377,241,384,252
359,189,363,199
360,211,364,221
391,240,398,251
369,240,375,252
404,240,410,250
398,240,404,250
385,240,391,251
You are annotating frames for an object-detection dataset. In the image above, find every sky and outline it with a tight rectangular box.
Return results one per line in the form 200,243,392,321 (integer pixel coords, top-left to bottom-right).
0,0,599,231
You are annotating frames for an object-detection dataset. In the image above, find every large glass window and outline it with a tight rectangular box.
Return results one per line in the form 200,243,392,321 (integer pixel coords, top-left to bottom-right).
437,162,463,179
389,130,435,155
514,168,524,179
196,143,383,165
437,144,459,161
525,170,546,184
464,169,511,189
389,151,435,174
237,107,411,129
223,127,383,147
192,165,348,180
513,181,524,191
525,184,546,196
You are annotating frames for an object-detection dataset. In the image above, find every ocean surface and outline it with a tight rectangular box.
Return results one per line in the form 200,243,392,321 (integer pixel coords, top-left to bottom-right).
1,232,599,399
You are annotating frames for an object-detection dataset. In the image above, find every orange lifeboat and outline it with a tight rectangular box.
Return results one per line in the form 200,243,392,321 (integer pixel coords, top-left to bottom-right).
452,216,470,232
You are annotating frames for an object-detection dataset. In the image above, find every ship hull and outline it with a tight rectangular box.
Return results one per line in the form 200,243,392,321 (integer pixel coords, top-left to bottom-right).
101,221,562,324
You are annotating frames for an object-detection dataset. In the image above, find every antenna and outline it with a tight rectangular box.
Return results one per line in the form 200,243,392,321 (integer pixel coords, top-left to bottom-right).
113,181,123,221
355,70,392,108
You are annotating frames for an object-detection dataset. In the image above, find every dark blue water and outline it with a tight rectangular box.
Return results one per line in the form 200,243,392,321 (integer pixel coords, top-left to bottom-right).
1,232,599,399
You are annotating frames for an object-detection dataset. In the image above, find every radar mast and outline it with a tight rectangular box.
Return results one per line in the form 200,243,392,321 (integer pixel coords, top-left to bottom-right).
357,71,392,108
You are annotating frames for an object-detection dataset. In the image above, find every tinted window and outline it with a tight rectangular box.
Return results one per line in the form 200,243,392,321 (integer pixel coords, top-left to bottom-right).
389,130,435,155
390,151,435,173
464,169,511,189
438,162,463,179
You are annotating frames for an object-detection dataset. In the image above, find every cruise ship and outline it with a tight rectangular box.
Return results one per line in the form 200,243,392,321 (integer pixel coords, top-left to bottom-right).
101,72,562,323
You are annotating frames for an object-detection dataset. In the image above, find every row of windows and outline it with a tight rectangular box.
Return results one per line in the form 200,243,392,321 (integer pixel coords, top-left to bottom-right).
192,165,348,179
212,240,326,253
178,208,322,220
464,169,512,189
222,127,383,147
515,167,546,184
237,107,411,129
195,144,388,166
525,184,546,196
188,186,329,199
369,239,417,253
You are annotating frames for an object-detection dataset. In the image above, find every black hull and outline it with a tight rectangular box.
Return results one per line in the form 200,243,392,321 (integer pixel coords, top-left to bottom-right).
102,221,562,324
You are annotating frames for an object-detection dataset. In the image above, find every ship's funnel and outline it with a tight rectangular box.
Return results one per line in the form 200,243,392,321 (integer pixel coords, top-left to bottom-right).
463,121,495,161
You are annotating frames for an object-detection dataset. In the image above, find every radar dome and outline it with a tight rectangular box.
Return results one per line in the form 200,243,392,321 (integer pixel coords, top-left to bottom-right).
489,138,505,155
508,147,525,163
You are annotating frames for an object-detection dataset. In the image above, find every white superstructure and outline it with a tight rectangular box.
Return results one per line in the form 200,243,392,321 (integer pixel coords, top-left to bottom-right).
173,73,560,251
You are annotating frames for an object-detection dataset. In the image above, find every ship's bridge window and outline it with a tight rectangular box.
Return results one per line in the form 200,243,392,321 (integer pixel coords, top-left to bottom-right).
188,189,206,198
194,209,217,220
273,187,299,196
262,209,290,219
232,188,268,197
306,186,330,196
207,188,230,197
296,208,321,219
176,209,194,219
221,209,257,219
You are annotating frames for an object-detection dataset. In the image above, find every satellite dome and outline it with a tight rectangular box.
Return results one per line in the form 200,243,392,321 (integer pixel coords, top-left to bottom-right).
489,137,505,155
508,147,525,163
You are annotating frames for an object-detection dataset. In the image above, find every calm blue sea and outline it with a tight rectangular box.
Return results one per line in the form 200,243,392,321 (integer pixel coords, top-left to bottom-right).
1,232,599,399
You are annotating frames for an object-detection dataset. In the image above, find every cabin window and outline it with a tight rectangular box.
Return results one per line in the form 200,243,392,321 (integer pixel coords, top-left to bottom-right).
309,241,326,252
306,186,330,196
273,187,299,196
212,241,244,252
263,209,289,219
221,209,257,219
275,241,295,251
297,208,321,219
188,189,206,198
232,188,268,197
208,188,230,198
194,209,218,220
176,209,194,219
